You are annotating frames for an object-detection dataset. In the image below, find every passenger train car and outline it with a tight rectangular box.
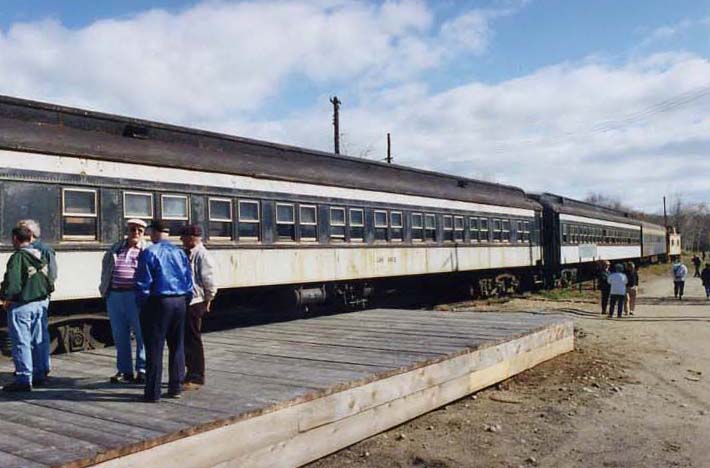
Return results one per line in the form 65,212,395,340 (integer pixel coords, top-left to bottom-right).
0,95,544,352
533,193,669,284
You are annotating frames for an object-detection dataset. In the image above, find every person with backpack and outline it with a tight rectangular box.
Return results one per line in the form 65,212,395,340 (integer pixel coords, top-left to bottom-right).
672,259,688,300
0,226,53,392
16,219,57,380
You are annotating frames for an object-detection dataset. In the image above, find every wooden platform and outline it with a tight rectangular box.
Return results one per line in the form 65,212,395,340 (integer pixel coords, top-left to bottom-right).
0,309,573,468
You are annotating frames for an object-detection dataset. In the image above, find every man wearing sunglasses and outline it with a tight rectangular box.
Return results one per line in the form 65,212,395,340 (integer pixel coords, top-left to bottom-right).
99,218,148,384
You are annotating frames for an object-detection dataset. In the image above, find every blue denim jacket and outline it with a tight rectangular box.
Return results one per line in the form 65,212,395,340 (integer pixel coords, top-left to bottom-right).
135,240,193,306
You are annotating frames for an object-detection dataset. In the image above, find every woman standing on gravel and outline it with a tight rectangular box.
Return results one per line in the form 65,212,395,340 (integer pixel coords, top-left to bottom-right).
607,264,628,319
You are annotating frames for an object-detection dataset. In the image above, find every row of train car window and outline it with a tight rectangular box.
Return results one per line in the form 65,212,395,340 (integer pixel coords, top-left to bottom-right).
561,223,640,245
62,188,532,244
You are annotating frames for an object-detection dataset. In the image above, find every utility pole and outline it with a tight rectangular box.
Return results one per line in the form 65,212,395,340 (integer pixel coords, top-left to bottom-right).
663,196,668,228
329,96,341,154
386,133,392,164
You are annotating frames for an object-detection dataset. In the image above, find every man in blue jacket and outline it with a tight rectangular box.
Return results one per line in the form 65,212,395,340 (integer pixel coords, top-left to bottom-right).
135,221,193,402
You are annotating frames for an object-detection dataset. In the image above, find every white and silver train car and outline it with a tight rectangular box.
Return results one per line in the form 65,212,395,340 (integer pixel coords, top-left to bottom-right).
534,193,667,283
0,95,543,349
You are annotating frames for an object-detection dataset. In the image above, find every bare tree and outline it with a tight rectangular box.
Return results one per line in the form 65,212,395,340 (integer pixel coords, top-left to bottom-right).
584,193,632,212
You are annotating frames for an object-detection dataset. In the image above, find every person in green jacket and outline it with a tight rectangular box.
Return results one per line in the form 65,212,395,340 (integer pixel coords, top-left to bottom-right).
1,226,53,392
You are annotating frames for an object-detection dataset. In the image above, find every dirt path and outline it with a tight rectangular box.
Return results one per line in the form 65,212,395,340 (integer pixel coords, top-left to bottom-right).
310,272,710,468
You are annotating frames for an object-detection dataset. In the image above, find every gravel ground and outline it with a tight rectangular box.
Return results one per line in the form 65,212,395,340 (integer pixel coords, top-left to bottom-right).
309,270,710,468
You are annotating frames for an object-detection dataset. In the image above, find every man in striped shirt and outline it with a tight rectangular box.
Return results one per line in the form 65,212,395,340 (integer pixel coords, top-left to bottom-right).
99,219,148,384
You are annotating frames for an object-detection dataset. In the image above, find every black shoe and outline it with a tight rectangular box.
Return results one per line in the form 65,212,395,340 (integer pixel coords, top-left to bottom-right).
134,372,146,384
165,391,182,399
143,396,159,403
32,379,47,387
3,382,32,392
110,372,134,384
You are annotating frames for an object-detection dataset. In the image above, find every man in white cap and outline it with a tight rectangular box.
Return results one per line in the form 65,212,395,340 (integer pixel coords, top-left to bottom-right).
99,219,148,383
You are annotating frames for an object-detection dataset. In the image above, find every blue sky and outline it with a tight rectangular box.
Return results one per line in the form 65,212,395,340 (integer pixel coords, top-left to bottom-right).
1,1,709,211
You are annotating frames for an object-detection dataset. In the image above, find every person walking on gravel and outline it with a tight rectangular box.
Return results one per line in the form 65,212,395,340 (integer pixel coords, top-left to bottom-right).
672,259,688,300
702,263,710,300
692,255,702,278
607,264,627,319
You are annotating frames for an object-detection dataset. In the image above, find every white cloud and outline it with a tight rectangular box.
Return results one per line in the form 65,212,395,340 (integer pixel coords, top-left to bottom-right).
257,52,710,212
0,1,708,212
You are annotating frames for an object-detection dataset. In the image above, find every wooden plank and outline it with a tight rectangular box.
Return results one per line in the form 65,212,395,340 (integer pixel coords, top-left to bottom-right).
0,451,47,468
94,325,574,468
0,401,160,445
0,428,87,467
229,326,494,346
198,338,440,367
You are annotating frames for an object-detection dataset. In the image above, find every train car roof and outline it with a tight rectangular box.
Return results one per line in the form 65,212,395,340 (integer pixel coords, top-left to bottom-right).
639,220,667,232
0,94,540,211
531,192,642,226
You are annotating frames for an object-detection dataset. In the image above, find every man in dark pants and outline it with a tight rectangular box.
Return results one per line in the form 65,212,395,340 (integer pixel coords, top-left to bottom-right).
597,260,611,315
136,221,193,402
692,255,702,278
180,225,218,391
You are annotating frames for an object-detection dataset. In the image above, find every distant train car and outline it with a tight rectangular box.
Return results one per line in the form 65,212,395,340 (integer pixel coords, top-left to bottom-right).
640,221,668,263
532,193,647,283
0,95,543,351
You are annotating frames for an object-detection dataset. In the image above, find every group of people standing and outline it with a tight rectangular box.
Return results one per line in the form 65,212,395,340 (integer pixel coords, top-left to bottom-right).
2,218,217,403
597,260,639,318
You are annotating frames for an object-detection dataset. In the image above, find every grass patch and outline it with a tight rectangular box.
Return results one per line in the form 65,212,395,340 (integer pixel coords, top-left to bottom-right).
536,286,597,302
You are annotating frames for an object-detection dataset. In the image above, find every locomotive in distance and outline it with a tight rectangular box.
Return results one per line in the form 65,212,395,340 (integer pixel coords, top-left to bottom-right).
0,95,676,353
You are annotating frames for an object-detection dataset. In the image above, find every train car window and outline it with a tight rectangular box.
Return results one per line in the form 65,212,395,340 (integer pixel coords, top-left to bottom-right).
411,213,424,242
454,216,464,242
390,211,403,241
124,192,153,226
469,217,480,242
424,214,437,241
330,207,346,240
502,219,511,242
374,210,388,241
299,205,318,242
62,188,98,240
238,200,260,241
276,203,295,241
443,215,454,242
492,218,502,242
161,194,189,236
349,208,364,241
208,198,233,240
479,218,489,241
562,224,568,243
523,221,531,242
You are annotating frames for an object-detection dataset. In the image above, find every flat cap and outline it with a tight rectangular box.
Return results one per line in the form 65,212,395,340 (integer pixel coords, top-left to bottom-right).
126,218,148,228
